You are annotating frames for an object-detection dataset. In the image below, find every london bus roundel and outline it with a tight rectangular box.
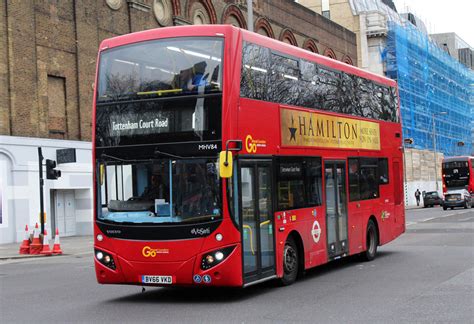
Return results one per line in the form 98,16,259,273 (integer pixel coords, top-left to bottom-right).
311,221,321,243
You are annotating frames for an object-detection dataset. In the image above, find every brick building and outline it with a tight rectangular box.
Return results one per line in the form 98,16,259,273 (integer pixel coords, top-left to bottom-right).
0,0,357,140
0,0,357,243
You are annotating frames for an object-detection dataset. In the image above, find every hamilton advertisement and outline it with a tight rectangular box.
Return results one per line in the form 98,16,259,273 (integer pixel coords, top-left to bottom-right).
281,108,381,150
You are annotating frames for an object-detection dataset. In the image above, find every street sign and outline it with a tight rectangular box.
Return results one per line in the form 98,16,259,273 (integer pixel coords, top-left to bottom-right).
56,148,76,164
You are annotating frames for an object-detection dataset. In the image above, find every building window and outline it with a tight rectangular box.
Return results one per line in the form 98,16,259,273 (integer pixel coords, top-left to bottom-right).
48,76,67,139
322,0,330,19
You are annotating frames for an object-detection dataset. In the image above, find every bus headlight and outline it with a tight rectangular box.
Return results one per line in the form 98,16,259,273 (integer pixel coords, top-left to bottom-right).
95,249,116,270
215,251,224,261
206,255,215,264
201,246,236,270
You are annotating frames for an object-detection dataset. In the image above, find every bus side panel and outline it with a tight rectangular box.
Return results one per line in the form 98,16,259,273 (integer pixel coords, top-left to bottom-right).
392,157,406,240
274,206,327,277
303,206,328,269
378,181,396,244
346,206,364,255
357,200,387,246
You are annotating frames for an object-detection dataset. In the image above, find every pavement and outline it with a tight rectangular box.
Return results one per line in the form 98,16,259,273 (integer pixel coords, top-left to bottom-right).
0,235,93,261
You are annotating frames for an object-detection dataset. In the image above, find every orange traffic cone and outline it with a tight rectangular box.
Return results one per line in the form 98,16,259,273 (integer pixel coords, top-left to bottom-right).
40,229,52,255
52,228,63,255
29,223,42,255
19,225,31,254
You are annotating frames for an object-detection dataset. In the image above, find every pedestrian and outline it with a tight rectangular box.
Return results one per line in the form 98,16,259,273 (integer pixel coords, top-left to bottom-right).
415,189,421,206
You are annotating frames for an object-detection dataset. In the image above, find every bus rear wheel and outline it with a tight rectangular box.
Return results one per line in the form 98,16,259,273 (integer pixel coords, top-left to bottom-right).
360,219,378,262
280,237,298,286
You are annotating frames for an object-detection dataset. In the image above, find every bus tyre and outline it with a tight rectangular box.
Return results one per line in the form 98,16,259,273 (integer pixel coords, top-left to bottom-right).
443,206,447,210
361,220,378,262
280,237,298,286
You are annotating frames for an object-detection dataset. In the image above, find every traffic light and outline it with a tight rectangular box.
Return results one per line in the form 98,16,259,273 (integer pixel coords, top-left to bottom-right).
46,159,61,180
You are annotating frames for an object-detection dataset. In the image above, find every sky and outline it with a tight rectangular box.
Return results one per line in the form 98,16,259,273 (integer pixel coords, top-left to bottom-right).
392,0,474,47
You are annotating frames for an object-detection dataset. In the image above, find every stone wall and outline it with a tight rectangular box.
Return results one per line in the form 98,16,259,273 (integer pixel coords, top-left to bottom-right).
403,147,444,206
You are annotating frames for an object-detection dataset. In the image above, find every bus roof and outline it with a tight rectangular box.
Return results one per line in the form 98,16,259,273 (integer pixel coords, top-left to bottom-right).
99,24,396,88
443,156,474,162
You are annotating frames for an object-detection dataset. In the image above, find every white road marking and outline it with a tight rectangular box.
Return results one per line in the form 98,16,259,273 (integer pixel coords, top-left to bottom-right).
407,210,473,226
422,217,436,222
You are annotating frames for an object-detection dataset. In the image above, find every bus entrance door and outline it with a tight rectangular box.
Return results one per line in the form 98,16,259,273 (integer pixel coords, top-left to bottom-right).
240,161,276,284
324,161,349,259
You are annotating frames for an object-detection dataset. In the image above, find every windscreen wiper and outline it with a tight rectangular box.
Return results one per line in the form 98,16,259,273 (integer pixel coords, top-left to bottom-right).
179,214,220,223
100,153,153,164
153,150,217,160
154,149,185,159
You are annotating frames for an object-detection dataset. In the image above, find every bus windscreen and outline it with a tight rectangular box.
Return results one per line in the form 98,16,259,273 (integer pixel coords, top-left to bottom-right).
98,158,221,224
97,37,223,102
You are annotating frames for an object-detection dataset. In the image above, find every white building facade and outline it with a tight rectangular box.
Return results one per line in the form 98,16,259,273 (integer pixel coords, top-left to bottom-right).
0,136,93,244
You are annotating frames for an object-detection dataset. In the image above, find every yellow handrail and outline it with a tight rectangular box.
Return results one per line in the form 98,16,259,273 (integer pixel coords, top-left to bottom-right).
137,88,183,96
242,224,255,255
243,221,271,256
260,220,270,227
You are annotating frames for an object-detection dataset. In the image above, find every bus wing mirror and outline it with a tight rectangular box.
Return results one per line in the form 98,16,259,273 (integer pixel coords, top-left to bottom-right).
219,151,233,178
219,140,242,178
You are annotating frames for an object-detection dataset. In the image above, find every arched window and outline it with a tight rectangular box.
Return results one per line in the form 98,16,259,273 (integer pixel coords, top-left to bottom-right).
222,4,247,29
323,48,337,59
254,17,275,38
303,39,319,53
187,0,217,24
279,29,297,46
342,55,354,65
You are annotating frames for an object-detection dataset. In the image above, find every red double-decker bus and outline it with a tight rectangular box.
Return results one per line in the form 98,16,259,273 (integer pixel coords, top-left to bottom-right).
93,25,405,288
442,156,474,194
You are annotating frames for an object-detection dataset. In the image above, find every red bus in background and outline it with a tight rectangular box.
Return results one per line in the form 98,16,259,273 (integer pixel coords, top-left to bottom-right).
442,156,474,194
93,25,405,288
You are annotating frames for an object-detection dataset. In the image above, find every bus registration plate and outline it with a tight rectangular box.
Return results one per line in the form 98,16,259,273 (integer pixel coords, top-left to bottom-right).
141,275,173,284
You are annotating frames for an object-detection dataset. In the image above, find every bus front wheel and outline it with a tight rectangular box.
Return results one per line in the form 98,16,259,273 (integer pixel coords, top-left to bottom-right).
361,219,378,262
280,237,298,286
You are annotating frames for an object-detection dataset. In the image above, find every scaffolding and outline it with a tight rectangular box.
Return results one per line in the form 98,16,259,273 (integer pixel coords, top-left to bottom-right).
385,22,474,157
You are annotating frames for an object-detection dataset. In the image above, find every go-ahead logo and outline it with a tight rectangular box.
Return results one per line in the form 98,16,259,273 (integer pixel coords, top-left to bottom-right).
245,135,267,153
142,246,169,257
